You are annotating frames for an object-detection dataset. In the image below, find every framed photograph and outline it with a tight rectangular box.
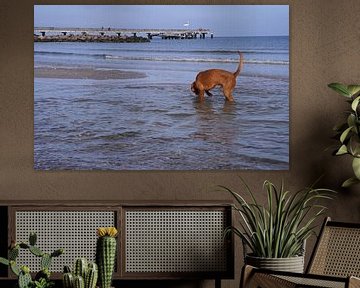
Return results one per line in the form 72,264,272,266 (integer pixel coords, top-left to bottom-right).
34,5,289,170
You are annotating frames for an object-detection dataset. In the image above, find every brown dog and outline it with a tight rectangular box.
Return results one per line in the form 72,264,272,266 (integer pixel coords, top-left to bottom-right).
191,52,243,101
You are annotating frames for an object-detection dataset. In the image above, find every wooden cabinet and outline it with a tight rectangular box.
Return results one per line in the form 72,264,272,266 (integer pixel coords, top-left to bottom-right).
0,201,233,283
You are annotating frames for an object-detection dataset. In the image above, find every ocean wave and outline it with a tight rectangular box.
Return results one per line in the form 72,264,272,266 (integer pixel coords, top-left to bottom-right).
105,55,289,65
35,51,106,58
35,50,289,65
36,48,288,56
91,48,289,55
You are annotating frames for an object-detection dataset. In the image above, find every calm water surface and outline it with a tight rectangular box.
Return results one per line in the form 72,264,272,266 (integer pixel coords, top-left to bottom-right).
34,37,289,170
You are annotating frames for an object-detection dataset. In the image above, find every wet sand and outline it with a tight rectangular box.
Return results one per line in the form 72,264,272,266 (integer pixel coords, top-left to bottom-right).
34,67,146,80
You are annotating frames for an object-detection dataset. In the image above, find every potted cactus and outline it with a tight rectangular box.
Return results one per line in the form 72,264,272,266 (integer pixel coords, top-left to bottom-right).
96,227,118,288
0,232,63,288
62,258,98,288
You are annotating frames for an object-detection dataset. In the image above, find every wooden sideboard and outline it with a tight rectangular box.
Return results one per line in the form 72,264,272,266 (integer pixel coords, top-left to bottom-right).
0,201,234,288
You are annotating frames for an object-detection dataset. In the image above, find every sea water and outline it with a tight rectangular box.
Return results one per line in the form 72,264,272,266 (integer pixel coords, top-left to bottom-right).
34,36,289,170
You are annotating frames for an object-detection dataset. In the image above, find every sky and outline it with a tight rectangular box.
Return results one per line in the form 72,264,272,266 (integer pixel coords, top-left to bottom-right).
34,5,289,37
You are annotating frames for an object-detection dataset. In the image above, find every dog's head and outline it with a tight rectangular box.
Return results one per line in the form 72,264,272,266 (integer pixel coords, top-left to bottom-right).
191,82,199,95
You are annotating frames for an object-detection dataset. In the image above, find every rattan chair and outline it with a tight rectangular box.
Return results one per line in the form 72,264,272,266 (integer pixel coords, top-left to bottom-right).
241,217,360,288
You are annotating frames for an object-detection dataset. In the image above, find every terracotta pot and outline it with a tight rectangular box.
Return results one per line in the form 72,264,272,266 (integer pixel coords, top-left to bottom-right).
245,254,305,273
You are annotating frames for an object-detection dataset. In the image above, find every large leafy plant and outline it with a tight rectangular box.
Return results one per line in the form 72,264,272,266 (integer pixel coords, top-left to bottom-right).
222,180,334,258
329,83,360,187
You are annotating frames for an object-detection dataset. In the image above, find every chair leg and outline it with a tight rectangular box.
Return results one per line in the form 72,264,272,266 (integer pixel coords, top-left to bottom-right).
215,278,221,288
240,265,255,288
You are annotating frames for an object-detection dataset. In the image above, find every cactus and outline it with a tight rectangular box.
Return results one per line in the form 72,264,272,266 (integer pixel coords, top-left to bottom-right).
74,275,85,288
19,271,32,288
29,232,37,246
21,265,30,274
63,260,98,288
18,267,32,288
74,258,88,279
0,257,9,266
9,246,19,260
41,253,52,270
51,248,64,258
62,265,74,288
63,272,74,288
19,243,30,249
29,245,44,257
64,265,72,273
35,268,51,283
0,232,63,288
85,263,98,288
10,260,21,276
96,227,118,288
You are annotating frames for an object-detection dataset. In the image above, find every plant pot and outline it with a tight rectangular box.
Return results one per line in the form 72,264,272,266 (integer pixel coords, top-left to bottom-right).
245,254,304,273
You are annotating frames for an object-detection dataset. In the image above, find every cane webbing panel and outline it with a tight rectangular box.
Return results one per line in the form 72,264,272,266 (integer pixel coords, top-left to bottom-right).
15,211,115,272
309,226,360,277
125,210,227,273
277,275,345,288
249,273,297,288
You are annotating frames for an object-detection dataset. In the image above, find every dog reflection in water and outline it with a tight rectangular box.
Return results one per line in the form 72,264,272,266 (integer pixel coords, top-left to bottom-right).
191,52,243,102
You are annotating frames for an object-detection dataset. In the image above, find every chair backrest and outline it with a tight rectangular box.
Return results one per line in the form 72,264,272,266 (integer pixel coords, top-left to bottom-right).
307,217,360,277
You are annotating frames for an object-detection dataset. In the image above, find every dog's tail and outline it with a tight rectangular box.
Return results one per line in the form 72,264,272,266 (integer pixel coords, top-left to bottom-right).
233,51,244,77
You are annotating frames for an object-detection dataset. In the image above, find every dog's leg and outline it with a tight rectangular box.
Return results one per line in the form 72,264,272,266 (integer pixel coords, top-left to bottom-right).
223,82,235,102
225,93,234,102
223,88,234,101
198,89,205,101
205,90,213,97
224,89,235,101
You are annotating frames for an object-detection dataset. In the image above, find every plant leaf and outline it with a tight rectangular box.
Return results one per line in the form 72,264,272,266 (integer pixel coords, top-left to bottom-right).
0,257,9,266
328,83,351,97
340,126,353,143
349,135,360,157
222,179,335,258
351,96,360,111
347,114,356,129
347,85,360,97
342,177,360,188
336,144,348,155
10,261,20,276
352,157,360,179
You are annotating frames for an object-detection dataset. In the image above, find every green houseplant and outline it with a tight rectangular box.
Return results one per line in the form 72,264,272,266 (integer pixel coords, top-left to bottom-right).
0,232,63,288
222,179,334,272
328,83,360,187
62,258,98,288
96,227,118,288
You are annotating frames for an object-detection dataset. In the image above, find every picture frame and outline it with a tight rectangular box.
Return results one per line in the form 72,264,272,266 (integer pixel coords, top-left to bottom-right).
34,5,289,171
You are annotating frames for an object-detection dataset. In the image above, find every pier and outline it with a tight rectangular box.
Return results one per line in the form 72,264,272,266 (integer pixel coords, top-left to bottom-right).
34,27,212,40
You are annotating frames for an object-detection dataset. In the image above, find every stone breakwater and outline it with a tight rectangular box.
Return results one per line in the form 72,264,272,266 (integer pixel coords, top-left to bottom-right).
34,34,150,43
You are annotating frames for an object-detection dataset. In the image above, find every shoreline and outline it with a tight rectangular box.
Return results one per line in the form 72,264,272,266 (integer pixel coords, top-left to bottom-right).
34,67,147,80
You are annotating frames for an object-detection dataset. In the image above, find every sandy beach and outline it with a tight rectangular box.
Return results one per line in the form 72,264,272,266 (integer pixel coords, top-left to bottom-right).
34,67,146,80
